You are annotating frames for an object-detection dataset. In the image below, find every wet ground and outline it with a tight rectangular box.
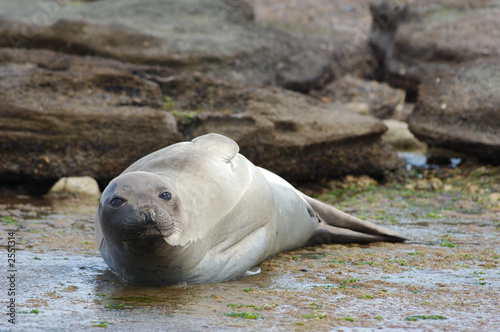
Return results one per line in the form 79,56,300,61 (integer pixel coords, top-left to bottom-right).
1,164,499,331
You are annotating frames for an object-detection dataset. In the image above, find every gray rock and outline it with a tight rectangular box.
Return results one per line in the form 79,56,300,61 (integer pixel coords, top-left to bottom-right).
314,75,406,119
158,73,404,181
383,119,426,152
0,47,403,192
0,0,334,93
408,59,500,164
0,48,181,187
0,47,402,190
368,0,500,100
253,0,375,80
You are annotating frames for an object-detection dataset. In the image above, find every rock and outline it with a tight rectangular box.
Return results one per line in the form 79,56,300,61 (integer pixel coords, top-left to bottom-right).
0,0,410,191
413,178,442,191
0,46,403,192
489,193,500,202
463,182,479,194
157,73,404,181
344,102,371,116
315,75,406,119
49,176,100,197
0,46,403,191
443,184,453,192
408,59,500,164
275,56,334,93
429,177,443,191
405,174,444,191
0,0,334,92
368,1,500,100
382,119,426,152
0,48,181,190
342,175,378,188
415,180,432,191
253,0,374,78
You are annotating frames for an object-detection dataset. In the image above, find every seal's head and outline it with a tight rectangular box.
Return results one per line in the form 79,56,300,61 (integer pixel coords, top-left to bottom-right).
98,171,182,254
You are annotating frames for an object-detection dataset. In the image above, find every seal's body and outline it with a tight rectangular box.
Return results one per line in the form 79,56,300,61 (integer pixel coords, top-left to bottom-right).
96,134,406,285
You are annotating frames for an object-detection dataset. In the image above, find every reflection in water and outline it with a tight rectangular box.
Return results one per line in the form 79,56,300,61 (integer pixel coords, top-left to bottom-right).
399,151,463,170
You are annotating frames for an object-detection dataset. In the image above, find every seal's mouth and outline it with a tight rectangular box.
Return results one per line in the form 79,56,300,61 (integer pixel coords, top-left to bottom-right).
138,225,163,239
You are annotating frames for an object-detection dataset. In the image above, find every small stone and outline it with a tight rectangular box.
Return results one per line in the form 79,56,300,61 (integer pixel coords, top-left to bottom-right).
49,176,101,197
473,166,491,176
429,177,443,190
345,102,370,116
443,184,453,192
463,182,479,194
342,175,377,188
382,119,427,152
415,180,433,191
489,193,500,202
404,183,416,190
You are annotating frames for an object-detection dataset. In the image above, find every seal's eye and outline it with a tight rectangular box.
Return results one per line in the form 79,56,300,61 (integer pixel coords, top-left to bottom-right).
110,197,125,208
159,191,172,201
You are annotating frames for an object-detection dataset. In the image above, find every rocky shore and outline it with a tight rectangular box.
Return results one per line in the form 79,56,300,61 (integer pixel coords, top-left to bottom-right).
1,0,499,194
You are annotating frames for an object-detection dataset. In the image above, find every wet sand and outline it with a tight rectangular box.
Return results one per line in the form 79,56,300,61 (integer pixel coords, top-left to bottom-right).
1,165,499,331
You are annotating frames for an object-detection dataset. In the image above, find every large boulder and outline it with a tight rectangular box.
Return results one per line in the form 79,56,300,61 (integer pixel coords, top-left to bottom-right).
0,48,181,191
0,0,334,93
0,0,408,193
368,0,500,100
253,0,374,79
0,47,403,191
313,75,406,119
158,73,404,181
408,59,500,164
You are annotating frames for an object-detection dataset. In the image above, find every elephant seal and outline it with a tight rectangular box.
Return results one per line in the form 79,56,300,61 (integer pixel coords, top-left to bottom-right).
95,133,406,285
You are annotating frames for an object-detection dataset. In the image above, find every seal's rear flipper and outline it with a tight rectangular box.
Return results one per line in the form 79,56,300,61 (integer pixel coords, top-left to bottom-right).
306,222,404,245
301,194,408,243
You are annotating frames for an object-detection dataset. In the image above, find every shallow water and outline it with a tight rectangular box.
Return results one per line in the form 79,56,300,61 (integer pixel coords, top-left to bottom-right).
1,177,499,331
398,151,463,170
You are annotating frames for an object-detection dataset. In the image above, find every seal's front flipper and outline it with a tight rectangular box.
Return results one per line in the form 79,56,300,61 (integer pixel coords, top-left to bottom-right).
301,194,408,243
243,267,261,277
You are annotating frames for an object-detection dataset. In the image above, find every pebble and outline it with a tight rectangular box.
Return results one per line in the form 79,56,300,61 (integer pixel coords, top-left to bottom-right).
463,182,479,194
489,193,500,202
49,176,101,197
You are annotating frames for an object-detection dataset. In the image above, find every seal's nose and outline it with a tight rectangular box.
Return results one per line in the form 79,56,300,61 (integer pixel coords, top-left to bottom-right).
140,207,156,225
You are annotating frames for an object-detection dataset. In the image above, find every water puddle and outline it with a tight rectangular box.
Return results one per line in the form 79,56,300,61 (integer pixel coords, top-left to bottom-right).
399,151,463,170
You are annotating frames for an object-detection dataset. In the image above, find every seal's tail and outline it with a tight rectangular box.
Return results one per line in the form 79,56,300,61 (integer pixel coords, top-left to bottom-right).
301,194,408,244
